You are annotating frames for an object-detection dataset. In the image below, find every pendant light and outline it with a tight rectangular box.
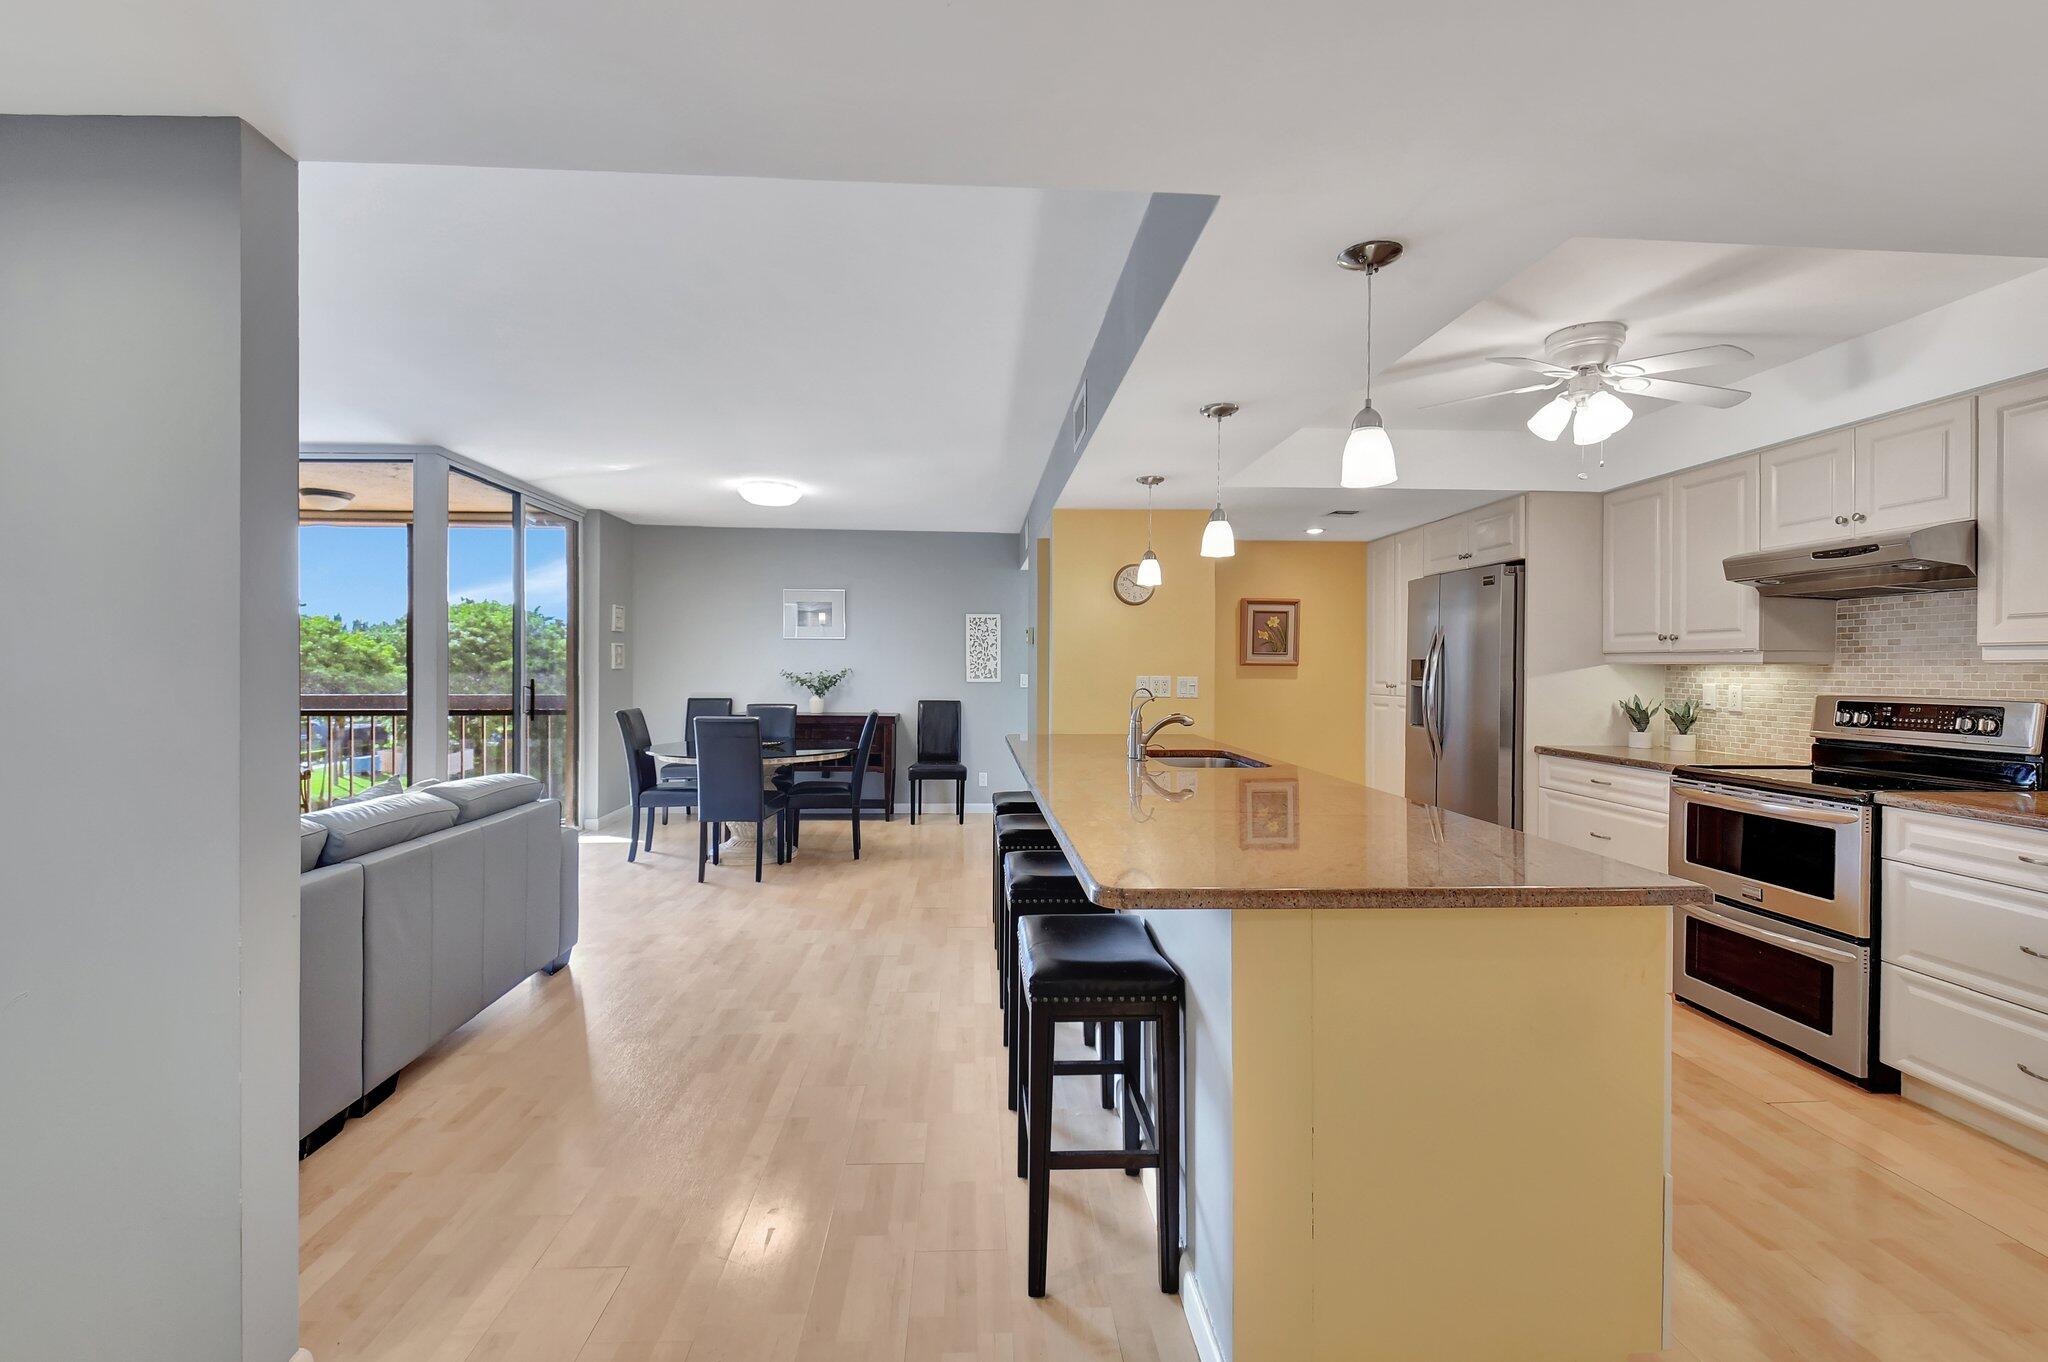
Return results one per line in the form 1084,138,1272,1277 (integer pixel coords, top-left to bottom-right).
1135,475,1164,586
1336,239,1404,488
1198,402,1239,558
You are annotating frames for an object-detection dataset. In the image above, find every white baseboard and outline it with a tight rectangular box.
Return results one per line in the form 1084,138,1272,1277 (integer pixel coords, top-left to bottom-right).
1181,1267,1227,1362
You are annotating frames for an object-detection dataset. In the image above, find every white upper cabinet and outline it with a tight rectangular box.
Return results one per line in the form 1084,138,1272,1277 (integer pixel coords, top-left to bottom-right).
1977,375,2048,656
1760,398,1974,550
1854,397,1975,535
1602,480,1670,653
1760,430,1855,549
1366,537,1400,692
1420,498,1524,573
1669,457,1761,651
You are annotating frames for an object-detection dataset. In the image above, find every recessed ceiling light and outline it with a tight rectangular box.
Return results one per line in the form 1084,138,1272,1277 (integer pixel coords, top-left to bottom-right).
736,479,802,507
1305,526,1325,535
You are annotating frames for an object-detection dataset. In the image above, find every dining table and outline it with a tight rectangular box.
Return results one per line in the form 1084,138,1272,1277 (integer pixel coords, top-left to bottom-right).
650,741,853,858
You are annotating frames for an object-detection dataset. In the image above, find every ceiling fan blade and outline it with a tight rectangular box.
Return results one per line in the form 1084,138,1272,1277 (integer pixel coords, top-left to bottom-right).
1487,355,1573,377
1606,344,1753,377
1421,379,1563,409
1618,376,1751,408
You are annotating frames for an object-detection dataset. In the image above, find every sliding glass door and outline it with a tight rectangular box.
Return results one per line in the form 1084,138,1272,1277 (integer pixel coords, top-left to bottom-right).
523,506,577,820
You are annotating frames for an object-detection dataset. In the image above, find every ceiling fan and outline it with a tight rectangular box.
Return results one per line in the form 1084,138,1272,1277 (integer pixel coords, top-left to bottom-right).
1428,321,1753,446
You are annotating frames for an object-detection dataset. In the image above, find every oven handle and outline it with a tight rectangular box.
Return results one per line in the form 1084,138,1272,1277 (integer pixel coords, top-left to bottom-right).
1672,781,1868,827
1682,899,1863,967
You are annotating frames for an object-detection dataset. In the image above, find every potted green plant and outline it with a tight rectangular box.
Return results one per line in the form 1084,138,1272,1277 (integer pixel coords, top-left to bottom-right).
782,667,851,715
1666,698,1701,753
1618,694,1662,750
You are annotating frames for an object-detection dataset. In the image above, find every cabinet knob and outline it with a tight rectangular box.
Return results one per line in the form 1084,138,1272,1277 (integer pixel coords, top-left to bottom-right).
1851,512,1867,523
1834,515,1849,525
1588,831,1612,841
1457,552,1473,560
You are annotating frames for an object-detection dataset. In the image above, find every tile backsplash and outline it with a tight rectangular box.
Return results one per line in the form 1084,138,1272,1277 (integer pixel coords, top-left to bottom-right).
1663,591,2048,759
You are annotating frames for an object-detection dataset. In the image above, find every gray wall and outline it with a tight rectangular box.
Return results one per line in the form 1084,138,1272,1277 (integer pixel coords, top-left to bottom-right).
579,509,639,821
0,117,300,1360
626,526,1028,812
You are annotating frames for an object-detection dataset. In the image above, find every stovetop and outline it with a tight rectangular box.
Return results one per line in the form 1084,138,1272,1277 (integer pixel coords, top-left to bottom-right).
1673,694,2048,805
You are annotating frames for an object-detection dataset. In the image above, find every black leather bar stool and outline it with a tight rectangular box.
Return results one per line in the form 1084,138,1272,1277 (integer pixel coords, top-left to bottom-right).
992,813,1060,954
991,790,1040,817
1000,851,1113,1112
1013,912,1183,1299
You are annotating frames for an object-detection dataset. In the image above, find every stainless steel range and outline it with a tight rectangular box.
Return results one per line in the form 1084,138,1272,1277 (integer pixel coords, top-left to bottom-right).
1669,694,2046,1085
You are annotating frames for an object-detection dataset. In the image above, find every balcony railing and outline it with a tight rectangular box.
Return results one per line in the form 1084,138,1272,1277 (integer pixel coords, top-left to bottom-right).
299,692,569,813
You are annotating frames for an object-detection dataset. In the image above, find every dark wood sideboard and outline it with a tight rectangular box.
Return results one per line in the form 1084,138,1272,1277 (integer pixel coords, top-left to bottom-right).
793,712,897,819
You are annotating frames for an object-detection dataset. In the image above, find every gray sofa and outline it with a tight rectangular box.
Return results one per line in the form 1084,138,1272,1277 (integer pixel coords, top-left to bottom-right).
297,773,579,1152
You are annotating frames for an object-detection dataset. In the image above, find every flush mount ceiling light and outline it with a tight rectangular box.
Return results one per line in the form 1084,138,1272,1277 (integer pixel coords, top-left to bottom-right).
1305,526,1325,535
1428,320,1754,448
298,486,356,511
1135,475,1165,586
736,478,803,507
1198,402,1239,559
1336,239,1403,489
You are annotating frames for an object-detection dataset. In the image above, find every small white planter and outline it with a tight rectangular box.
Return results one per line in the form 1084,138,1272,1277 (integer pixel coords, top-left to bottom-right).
1626,730,1653,749
1668,732,1697,752
809,695,828,715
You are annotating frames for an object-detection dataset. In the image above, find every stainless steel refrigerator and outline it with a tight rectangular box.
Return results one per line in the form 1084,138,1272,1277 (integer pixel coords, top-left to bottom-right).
1405,561,1525,828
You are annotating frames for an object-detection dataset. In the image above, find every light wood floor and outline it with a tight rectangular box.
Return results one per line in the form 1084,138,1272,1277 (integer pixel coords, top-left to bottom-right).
301,815,2048,1361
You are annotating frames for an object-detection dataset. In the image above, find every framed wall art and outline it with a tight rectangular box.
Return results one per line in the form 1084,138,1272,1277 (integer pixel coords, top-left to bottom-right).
1238,597,1300,666
782,588,846,640
965,613,1001,682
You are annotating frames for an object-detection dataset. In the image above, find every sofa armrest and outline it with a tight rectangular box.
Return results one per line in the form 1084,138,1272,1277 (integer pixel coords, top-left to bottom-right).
300,862,365,1139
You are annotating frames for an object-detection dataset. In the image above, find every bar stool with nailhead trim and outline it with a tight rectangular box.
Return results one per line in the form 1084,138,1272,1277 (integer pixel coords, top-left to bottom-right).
991,790,1040,817
1013,911,1183,1299
992,813,1060,956
1000,850,1113,1112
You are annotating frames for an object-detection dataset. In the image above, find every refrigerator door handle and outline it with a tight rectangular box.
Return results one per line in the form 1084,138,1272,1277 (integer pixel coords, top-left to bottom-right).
1422,630,1445,758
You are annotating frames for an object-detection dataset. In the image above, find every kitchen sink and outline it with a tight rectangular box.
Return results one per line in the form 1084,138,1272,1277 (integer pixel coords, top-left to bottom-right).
1146,752,1269,769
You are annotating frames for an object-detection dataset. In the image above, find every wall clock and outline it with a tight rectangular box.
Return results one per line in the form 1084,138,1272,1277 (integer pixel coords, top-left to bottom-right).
1113,563,1154,606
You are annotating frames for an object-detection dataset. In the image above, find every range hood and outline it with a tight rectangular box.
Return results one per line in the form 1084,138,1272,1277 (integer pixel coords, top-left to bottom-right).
1724,519,1976,599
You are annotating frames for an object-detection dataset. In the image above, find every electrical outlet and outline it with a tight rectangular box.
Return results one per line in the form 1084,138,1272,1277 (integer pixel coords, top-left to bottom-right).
1701,682,1721,709
978,771,987,787
1018,673,1029,689
1727,683,1744,714
1176,675,1199,698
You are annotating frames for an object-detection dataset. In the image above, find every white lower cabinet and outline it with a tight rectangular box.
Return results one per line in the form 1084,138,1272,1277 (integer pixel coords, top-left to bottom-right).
1534,756,1671,874
1367,692,1405,796
1881,809,2048,1147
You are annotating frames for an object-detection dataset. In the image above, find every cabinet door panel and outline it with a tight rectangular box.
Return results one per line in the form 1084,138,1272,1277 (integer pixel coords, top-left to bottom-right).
1760,431,1854,549
1465,499,1523,566
1670,456,1760,652
1367,693,1406,795
1855,397,1974,535
1422,514,1468,572
1603,480,1670,653
1977,376,2048,648
1367,538,1399,692
1536,788,1670,874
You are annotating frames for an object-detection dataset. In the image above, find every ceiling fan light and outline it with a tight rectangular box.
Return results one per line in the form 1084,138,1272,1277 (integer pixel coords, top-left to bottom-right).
1200,505,1236,558
1135,549,1163,587
1527,394,1574,442
1340,403,1397,488
1573,389,1634,446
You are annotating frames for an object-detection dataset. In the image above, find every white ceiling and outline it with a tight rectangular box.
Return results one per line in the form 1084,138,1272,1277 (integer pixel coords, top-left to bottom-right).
18,2,2048,539
299,164,1148,529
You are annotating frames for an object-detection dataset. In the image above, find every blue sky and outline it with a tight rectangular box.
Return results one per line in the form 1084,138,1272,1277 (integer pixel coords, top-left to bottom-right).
299,524,570,624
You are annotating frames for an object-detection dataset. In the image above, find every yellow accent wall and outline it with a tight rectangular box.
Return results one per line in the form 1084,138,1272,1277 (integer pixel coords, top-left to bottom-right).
1213,539,1368,781
1048,509,1218,732
1046,513,1368,778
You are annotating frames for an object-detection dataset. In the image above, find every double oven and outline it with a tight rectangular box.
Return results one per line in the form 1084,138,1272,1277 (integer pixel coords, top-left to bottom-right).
1668,779,1876,1079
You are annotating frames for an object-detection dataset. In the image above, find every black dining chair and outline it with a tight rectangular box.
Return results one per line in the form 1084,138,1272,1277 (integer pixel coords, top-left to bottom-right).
908,699,968,824
617,708,699,862
785,710,880,860
661,696,732,824
694,716,790,883
746,702,798,752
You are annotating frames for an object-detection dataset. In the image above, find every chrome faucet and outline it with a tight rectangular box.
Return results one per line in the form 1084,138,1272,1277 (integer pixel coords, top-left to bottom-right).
1127,686,1194,760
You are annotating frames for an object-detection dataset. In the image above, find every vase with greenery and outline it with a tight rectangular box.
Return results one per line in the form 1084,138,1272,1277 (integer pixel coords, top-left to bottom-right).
782,667,851,714
1666,698,1701,752
1618,694,1662,749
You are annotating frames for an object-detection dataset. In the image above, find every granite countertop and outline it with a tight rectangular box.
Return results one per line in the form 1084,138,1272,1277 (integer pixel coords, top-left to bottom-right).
1008,732,1709,911
1877,789,2048,831
1534,743,1801,774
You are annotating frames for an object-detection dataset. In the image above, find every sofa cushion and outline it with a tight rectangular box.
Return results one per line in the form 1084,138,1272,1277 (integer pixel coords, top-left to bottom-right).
335,775,404,806
429,772,545,825
307,791,459,864
299,817,330,873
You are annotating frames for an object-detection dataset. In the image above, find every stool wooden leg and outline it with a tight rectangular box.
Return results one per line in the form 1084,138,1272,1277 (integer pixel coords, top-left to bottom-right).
1121,1019,1142,1176
1006,923,1023,1113
1014,990,1030,1177
1099,1021,1116,1110
1156,1004,1183,1294
1026,1001,1056,1298
1082,1020,1095,1049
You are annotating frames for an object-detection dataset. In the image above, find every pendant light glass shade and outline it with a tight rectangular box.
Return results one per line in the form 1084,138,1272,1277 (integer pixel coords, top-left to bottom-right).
1201,506,1236,558
1572,389,1634,446
1135,549,1163,586
1527,393,1574,441
1340,403,1397,488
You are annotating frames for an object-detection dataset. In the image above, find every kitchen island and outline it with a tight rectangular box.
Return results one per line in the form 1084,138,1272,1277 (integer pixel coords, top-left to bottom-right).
1008,732,1708,1362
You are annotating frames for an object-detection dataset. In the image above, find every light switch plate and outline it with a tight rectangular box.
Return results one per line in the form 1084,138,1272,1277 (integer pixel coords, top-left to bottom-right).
1019,673,1028,688
1727,683,1744,714
1701,682,1721,710
1176,675,1199,698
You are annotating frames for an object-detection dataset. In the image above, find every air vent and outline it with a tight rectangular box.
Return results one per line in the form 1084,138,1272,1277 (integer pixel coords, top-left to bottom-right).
1323,509,1361,517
